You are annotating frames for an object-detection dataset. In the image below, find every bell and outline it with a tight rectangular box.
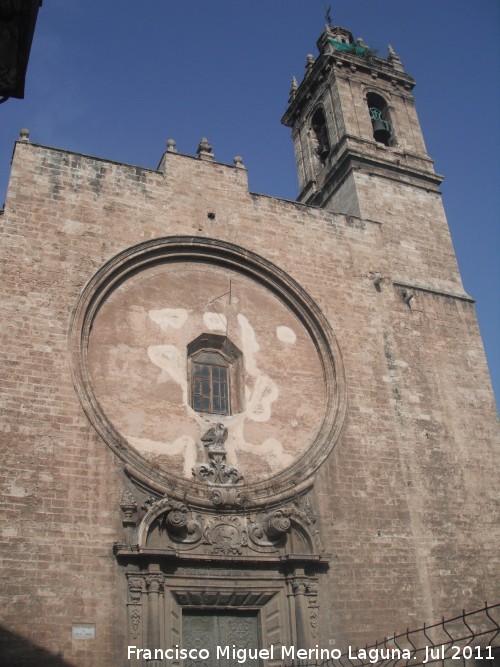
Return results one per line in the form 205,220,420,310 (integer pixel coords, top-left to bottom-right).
319,144,330,158
372,119,391,145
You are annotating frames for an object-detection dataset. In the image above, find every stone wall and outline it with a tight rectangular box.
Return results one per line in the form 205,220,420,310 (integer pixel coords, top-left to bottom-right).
0,138,498,666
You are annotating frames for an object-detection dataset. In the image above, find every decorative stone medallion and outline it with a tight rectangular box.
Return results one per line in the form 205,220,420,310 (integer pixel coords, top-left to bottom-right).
69,237,346,509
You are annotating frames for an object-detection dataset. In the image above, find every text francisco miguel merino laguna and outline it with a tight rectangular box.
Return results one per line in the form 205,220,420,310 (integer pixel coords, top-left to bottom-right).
127,643,495,663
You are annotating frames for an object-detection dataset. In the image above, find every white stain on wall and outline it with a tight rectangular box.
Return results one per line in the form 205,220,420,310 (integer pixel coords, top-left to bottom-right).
276,325,297,344
246,375,279,422
149,308,189,330
237,313,278,422
137,311,288,478
203,311,227,332
147,345,188,404
225,420,294,472
256,437,295,469
237,313,260,377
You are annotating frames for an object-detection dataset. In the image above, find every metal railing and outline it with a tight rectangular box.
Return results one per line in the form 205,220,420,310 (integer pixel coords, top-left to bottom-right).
292,602,499,667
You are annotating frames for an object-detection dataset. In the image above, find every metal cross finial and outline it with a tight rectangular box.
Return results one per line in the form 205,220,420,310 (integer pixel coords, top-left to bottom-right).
322,0,333,26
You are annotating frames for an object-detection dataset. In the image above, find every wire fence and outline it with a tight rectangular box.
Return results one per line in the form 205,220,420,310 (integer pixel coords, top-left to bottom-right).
291,602,499,667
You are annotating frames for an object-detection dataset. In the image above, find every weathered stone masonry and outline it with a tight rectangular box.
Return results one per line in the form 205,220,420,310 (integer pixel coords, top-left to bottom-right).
0,23,498,667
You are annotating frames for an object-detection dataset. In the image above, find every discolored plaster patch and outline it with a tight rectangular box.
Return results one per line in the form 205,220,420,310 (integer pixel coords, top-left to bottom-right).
149,308,189,330
276,325,297,344
203,311,227,331
88,262,325,483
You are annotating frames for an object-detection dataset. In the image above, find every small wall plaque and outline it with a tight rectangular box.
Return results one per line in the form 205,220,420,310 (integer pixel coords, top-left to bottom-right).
72,624,96,639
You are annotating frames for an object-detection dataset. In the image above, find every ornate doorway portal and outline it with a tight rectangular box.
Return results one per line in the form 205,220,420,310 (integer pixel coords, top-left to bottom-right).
116,493,328,666
183,610,259,667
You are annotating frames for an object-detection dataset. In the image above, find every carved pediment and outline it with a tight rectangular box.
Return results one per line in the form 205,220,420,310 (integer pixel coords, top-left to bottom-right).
126,492,323,559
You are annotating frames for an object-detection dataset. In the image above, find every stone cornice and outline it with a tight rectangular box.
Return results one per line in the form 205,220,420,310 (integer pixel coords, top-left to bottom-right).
282,48,415,127
299,145,443,206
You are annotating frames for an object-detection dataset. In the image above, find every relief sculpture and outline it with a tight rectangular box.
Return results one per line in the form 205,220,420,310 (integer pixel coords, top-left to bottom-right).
131,490,322,557
192,424,244,485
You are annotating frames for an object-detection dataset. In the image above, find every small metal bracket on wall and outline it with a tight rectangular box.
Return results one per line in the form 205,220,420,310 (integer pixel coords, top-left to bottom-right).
401,288,414,307
370,272,384,292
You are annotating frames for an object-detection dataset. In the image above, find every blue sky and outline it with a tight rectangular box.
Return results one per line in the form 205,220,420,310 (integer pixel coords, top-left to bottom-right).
1,0,498,409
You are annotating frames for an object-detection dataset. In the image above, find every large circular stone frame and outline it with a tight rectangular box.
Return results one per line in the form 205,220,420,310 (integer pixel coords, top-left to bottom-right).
70,237,347,510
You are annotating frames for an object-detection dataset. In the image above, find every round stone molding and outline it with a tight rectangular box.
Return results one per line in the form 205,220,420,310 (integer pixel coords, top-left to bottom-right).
69,236,347,510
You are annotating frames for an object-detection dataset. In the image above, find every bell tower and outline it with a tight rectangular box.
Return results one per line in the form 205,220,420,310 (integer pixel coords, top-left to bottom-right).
282,24,442,223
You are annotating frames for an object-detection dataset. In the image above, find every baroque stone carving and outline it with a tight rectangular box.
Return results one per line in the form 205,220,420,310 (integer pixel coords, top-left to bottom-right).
192,424,244,486
293,496,317,525
291,578,306,595
305,581,319,638
127,489,324,559
143,495,202,543
145,575,164,592
128,577,143,603
160,500,189,533
248,499,317,547
130,608,141,633
290,577,318,597
201,422,228,450
266,509,294,536
120,489,138,526
210,487,247,508
204,516,248,556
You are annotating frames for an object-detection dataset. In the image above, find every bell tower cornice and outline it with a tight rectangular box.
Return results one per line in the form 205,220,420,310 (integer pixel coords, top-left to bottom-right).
282,26,415,128
281,25,441,215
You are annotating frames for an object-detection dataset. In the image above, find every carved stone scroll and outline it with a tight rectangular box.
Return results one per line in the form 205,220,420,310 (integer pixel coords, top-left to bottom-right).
130,491,325,560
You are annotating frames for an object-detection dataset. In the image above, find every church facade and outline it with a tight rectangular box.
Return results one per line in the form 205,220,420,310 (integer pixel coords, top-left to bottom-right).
0,24,498,667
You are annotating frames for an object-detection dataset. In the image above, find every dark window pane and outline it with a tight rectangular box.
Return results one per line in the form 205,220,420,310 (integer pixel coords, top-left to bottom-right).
192,361,230,415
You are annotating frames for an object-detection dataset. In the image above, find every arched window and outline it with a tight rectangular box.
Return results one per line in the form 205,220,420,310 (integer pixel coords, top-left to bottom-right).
187,334,243,416
367,93,394,146
311,108,330,163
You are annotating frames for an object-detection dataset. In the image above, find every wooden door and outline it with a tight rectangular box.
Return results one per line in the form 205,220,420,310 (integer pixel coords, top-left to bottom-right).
183,610,260,667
